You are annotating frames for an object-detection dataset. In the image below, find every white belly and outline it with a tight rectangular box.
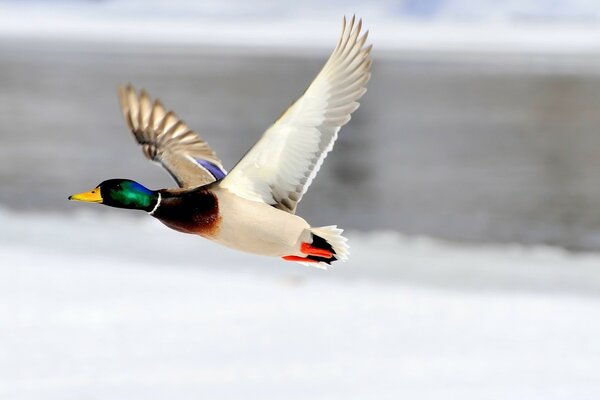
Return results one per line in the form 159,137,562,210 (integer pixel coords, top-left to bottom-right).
210,187,311,257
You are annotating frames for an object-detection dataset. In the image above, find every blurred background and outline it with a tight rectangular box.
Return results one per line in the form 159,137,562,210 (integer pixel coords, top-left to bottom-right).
2,1,600,399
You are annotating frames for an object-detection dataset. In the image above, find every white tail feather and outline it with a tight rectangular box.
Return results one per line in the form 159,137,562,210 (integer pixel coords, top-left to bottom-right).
309,225,350,263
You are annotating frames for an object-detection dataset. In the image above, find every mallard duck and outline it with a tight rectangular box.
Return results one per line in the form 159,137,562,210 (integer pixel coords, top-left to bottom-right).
69,16,371,268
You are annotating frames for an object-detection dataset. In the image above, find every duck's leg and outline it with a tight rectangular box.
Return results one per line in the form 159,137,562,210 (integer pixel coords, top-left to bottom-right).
282,255,319,263
300,242,334,258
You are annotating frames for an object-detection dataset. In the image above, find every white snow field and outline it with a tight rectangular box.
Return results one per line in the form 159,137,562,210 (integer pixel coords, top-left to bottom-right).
1,208,600,399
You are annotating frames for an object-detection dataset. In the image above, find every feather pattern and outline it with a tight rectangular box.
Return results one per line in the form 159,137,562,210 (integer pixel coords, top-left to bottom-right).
219,16,372,213
118,85,226,188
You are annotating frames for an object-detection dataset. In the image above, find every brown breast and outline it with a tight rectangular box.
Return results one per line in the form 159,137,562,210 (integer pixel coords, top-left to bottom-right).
151,188,221,238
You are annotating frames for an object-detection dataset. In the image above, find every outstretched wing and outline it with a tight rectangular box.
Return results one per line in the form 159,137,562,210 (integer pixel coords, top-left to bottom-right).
219,16,372,213
118,85,226,188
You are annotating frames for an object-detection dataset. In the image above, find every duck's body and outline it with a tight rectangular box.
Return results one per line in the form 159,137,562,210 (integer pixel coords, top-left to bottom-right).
154,186,312,258
69,16,371,268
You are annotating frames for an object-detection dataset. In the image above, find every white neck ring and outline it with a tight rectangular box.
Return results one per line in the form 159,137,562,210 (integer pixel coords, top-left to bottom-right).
148,192,161,215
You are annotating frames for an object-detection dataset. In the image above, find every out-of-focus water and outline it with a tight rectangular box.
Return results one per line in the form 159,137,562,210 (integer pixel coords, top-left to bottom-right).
2,40,600,250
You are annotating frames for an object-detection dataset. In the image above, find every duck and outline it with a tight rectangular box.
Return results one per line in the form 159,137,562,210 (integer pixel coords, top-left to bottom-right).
69,16,372,268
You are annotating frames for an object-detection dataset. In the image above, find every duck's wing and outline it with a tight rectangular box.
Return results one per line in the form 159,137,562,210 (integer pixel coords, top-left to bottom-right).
218,16,371,213
118,85,226,188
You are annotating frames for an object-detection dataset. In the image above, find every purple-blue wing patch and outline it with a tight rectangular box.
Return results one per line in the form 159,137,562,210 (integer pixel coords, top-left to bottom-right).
196,159,226,180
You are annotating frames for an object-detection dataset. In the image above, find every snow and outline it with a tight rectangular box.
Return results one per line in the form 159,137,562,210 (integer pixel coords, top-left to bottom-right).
1,208,600,399
2,1,600,54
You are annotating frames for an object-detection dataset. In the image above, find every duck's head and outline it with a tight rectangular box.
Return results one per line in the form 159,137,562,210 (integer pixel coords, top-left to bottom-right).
69,179,158,212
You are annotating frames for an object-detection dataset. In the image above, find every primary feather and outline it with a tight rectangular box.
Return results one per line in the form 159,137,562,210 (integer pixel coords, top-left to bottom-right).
219,16,372,213
118,85,226,188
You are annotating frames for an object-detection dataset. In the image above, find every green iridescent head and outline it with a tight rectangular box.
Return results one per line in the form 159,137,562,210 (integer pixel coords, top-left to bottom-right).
69,179,158,212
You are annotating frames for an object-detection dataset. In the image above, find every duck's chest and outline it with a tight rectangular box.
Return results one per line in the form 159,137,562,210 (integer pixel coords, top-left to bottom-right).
152,190,221,237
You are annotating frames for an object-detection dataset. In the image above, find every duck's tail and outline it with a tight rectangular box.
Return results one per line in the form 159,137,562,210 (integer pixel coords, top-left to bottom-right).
283,225,350,269
310,225,350,263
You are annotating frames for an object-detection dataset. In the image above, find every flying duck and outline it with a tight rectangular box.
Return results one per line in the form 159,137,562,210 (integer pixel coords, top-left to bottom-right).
69,16,372,268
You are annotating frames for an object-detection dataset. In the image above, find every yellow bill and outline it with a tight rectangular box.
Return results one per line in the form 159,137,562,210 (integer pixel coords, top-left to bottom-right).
68,187,103,203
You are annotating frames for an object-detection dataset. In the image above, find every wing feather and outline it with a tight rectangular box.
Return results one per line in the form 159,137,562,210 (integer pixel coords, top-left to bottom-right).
219,16,372,213
118,85,226,188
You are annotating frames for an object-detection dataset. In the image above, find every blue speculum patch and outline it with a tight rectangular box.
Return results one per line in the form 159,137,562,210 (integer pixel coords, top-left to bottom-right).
196,159,226,180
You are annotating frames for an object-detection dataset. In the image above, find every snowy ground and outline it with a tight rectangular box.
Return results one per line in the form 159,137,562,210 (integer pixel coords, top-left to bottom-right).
1,208,600,399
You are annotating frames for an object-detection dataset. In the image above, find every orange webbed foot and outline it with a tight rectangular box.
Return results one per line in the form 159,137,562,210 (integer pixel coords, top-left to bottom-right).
282,255,319,263
300,242,334,258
